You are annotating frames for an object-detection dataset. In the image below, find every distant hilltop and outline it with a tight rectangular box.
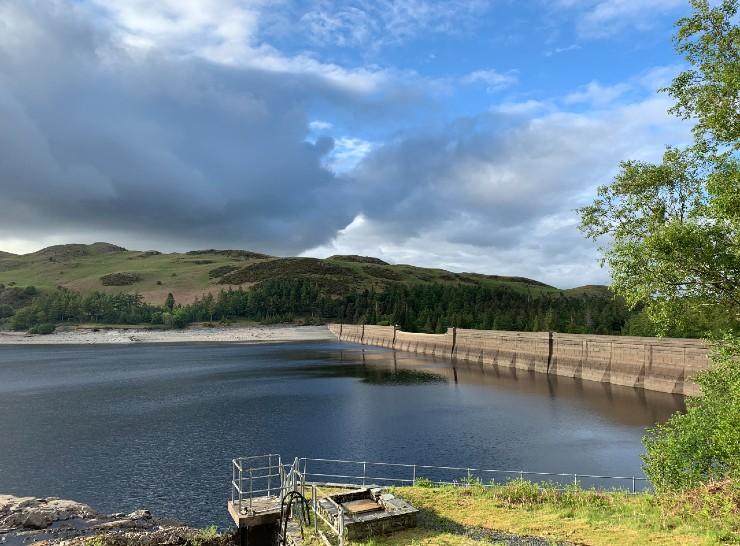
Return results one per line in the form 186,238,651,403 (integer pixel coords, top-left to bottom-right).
0,241,608,305
0,242,630,336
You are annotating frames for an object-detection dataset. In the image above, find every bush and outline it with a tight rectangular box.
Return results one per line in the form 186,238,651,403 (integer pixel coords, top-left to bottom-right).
29,323,56,335
23,285,37,296
643,335,740,491
0,303,14,318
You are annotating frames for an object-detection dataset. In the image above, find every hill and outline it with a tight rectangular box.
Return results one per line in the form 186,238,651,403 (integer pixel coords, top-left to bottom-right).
0,242,576,305
0,243,630,335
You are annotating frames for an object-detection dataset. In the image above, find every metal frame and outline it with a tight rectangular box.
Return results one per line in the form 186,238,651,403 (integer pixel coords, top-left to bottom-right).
231,454,283,515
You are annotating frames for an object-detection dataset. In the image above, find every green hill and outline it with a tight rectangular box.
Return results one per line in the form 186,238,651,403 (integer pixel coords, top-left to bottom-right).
0,242,571,305
0,243,631,335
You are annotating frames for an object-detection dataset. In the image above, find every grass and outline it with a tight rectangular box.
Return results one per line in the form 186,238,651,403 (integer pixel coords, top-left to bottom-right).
302,480,739,545
0,242,580,305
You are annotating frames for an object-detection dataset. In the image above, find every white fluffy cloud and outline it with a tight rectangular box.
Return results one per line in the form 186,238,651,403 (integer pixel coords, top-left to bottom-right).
306,94,690,287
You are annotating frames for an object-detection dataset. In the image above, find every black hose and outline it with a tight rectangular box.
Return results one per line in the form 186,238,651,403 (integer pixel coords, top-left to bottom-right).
278,490,311,546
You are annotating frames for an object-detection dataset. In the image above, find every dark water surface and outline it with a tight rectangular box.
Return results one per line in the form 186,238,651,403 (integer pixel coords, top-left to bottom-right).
0,341,685,527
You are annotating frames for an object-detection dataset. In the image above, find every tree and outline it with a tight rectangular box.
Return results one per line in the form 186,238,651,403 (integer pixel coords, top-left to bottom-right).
579,0,739,490
579,1,739,335
164,292,175,312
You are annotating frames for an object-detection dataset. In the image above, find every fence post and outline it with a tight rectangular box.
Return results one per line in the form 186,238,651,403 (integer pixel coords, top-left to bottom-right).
249,469,253,514
519,470,523,481
412,465,416,485
338,506,345,546
312,485,318,535
573,474,578,488
238,461,243,514
362,462,366,486
632,476,636,494
268,456,272,497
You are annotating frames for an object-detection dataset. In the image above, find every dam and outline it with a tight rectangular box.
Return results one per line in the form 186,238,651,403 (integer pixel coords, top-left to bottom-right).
328,324,710,395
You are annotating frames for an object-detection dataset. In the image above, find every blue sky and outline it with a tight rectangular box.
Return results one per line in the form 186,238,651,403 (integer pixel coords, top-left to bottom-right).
0,0,695,287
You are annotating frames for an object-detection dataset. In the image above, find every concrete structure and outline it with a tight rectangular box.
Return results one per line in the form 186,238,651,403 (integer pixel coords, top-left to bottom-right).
328,324,710,396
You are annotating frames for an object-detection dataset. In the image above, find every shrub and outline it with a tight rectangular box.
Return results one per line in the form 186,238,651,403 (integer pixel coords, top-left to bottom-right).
0,303,14,318
29,323,56,335
643,335,740,491
100,272,140,286
23,285,37,296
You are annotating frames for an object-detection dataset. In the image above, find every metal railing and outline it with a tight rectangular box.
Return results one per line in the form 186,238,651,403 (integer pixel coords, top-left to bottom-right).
231,454,283,515
298,457,650,493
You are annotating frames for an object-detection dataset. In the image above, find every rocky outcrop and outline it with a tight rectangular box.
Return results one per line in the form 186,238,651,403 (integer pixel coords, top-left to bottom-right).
0,495,231,546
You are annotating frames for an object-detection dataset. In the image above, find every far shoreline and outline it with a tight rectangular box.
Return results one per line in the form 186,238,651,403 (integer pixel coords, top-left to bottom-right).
0,324,335,345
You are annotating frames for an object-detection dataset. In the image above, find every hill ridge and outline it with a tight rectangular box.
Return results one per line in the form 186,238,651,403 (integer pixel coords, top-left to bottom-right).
0,242,608,305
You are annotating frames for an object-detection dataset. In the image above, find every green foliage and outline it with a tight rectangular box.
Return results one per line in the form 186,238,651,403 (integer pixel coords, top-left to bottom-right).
413,477,435,488
579,0,740,495
180,279,629,334
188,525,220,546
28,323,56,335
578,0,739,338
666,0,739,149
10,288,156,330
643,336,740,491
0,303,14,319
579,147,740,336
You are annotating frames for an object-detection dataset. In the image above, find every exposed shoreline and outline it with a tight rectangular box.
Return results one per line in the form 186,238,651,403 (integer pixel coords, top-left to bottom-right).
0,324,335,345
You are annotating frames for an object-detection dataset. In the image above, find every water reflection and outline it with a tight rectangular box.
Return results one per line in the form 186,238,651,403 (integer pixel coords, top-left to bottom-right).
316,347,686,426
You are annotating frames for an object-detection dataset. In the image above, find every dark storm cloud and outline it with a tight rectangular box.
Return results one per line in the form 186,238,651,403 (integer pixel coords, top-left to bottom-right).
0,1,363,253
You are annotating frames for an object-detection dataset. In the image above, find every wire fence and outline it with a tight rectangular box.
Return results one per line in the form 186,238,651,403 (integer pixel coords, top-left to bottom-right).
297,457,651,493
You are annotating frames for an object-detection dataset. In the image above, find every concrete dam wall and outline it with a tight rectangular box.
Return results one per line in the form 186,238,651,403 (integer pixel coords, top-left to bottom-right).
328,324,710,396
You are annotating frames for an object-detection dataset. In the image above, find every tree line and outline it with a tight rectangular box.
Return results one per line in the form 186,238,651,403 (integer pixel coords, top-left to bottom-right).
4,279,633,336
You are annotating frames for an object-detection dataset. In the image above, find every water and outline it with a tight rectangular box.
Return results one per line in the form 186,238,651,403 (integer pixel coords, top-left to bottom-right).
0,341,684,527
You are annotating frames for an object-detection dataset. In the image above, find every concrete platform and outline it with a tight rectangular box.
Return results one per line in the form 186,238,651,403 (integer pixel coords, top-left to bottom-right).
228,496,283,528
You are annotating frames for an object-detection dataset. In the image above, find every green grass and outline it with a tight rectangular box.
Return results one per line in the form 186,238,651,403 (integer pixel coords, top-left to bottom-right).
302,481,739,546
0,242,579,305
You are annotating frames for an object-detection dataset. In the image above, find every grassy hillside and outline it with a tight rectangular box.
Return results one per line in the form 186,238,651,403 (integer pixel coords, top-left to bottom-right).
0,242,582,306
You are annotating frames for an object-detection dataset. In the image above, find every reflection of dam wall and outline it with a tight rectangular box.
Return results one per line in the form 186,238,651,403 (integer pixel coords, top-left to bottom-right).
327,324,710,396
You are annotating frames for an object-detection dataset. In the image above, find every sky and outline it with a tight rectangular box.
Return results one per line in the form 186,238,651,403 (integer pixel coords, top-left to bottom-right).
0,0,695,287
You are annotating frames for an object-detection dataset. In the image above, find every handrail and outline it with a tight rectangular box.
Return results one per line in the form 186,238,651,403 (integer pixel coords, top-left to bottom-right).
297,456,649,493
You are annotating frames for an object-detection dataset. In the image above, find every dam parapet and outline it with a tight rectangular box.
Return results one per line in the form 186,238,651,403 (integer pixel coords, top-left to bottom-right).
327,324,709,396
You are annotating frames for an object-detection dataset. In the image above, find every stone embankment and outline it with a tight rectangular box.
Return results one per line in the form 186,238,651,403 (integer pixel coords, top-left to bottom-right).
329,324,710,395
0,495,230,546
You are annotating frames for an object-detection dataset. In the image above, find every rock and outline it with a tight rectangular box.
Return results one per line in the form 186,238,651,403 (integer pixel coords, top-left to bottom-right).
126,510,151,521
0,496,97,531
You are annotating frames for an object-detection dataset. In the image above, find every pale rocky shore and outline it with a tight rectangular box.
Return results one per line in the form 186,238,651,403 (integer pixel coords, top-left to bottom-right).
0,495,232,546
0,325,334,345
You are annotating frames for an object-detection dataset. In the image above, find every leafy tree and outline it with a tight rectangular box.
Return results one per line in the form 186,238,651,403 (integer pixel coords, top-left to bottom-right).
579,1,739,335
164,292,175,312
643,335,740,490
579,0,739,490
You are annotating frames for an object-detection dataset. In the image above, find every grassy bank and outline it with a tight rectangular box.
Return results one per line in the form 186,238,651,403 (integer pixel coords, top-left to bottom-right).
303,480,738,546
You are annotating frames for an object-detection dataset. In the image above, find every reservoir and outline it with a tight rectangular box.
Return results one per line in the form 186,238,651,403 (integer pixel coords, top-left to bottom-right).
0,341,685,527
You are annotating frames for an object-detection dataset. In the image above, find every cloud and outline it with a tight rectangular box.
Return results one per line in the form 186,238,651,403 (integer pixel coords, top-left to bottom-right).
564,81,630,107
551,0,685,38
462,69,519,93
309,120,334,131
0,0,377,254
326,137,376,174
287,0,491,50
545,43,581,56
306,93,690,287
